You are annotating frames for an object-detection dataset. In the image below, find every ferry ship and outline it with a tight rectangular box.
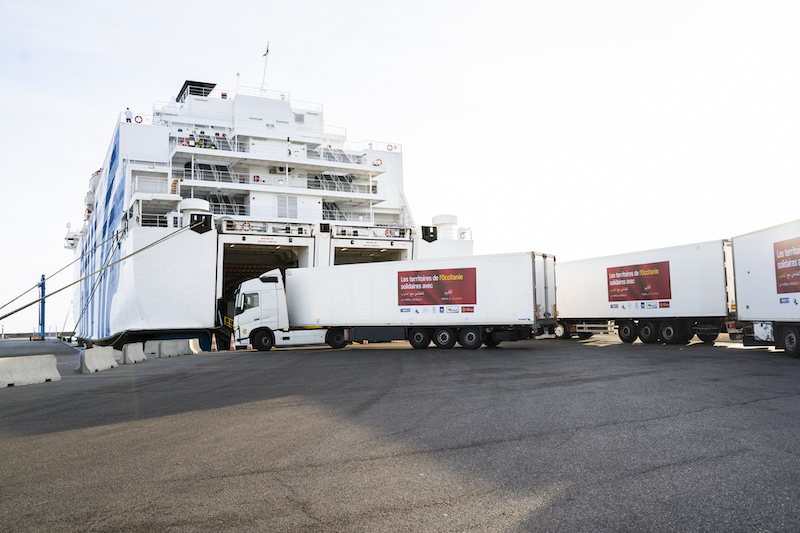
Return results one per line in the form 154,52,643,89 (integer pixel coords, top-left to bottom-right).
65,80,472,348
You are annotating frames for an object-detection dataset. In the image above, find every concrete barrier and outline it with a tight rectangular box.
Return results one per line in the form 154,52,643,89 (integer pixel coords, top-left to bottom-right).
160,338,202,357
121,342,146,364
76,346,120,374
144,340,161,358
0,355,61,388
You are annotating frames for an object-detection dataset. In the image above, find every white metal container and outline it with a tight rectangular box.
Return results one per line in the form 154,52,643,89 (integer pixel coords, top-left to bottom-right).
285,252,556,328
557,240,731,320
733,219,800,323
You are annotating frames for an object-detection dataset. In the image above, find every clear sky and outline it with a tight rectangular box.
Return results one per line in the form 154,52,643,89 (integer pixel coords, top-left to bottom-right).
1,0,798,334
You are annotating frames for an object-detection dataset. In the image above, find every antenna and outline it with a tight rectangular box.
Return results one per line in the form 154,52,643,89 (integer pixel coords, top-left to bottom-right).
260,42,270,93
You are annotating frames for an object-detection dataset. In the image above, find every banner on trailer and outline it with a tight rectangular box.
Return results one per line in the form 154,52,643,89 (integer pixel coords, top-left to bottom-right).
774,236,800,295
607,261,671,302
398,268,477,306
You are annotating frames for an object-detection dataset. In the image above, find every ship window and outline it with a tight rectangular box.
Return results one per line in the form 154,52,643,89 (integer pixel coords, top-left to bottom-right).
294,113,305,124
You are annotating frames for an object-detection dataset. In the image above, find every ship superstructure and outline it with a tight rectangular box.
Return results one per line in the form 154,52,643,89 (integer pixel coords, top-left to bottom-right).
65,80,472,346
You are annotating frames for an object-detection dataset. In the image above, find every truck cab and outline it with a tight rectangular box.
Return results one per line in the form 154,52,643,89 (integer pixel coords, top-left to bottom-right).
233,269,327,350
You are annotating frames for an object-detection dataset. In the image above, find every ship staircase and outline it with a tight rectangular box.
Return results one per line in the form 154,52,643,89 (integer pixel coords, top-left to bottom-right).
314,173,356,193
317,146,359,165
322,201,347,221
207,193,245,216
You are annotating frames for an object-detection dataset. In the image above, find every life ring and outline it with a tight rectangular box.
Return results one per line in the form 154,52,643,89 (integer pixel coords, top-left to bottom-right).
135,116,143,123
179,138,189,146
374,159,382,166
387,144,393,151
242,222,252,232
385,228,393,237
253,176,260,182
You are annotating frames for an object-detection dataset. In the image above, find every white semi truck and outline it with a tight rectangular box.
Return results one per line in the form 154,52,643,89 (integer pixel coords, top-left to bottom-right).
731,218,800,357
232,252,556,350
554,240,736,344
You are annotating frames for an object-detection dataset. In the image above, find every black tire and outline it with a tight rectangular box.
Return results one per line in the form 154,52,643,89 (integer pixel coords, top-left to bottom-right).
697,333,718,344
459,326,482,350
326,328,348,349
618,320,638,343
554,321,571,340
408,328,431,349
639,320,658,344
576,332,594,340
252,330,274,351
433,328,457,349
659,320,680,344
782,326,799,358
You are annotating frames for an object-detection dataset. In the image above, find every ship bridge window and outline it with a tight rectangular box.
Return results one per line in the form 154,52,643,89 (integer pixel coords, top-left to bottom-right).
294,113,305,124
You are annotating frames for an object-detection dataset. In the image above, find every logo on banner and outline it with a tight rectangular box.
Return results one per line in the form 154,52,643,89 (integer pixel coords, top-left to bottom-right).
659,302,670,308
646,302,658,309
446,306,460,313
398,268,477,306
461,306,475,313
774,236,800,295
607,261,672,302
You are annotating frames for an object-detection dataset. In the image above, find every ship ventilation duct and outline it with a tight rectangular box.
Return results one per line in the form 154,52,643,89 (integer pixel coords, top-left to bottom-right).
431,215,465,241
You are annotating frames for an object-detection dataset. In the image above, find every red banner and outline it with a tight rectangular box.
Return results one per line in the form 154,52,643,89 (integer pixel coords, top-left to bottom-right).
774,236,800,294
398,268,476,306
607,261,671,302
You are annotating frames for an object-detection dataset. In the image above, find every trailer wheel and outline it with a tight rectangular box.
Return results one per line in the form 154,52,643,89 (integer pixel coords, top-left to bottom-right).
639,321,658,344
326,328,348,349
409,328,431,349
618,320,637,343
483,338,501,348
433,328,457,349
782,326,799,357
252,330,274,351
659,320,680,344
554,321,571,340
697,333,718,344
459,327,482,350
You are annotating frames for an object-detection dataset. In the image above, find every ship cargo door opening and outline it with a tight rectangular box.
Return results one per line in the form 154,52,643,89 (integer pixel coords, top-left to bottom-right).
334,247,407,264
219,243,307,325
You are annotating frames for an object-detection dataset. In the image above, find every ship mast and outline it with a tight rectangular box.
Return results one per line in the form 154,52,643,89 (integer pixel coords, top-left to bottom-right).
260,42,270,94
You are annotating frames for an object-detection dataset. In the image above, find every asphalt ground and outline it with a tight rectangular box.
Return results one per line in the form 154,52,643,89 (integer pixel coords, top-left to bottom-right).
2,335,800,532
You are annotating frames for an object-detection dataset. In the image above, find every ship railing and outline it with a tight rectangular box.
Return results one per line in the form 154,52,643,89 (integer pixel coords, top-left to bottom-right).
333,225,411,239
217,218,315,236
174,169,250,185
308,176,375,195
119,112,154,125
209,202,250,217
141,214,169,227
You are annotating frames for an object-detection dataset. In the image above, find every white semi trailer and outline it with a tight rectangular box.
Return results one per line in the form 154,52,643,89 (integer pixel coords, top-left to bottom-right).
554,240,736,344
232,252,556,350
731,219,800,357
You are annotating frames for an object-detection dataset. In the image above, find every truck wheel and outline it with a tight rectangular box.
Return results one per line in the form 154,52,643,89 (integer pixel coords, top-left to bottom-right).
659,320,679,344
326,328,348,349
782,326,799,357
483,338,501,348
433,328,457,349
409,328,431,349
639,321,658,344
697,333,718,344
618,320,637,343
577,333,593,340
252,330,274,351
554,321,571,340
459,327,482,350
